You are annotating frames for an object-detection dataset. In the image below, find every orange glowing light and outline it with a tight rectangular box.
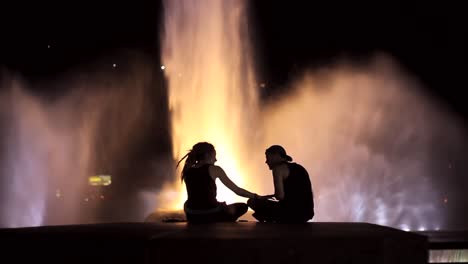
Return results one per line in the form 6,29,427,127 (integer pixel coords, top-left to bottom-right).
161,0,262,211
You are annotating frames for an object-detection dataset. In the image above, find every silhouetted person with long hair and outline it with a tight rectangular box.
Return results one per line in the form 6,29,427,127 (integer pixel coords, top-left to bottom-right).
178,142,258,223
248,145,314,223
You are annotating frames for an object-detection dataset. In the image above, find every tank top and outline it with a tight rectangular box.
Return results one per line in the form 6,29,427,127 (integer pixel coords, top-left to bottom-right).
282,162,314,219
184,164,219,210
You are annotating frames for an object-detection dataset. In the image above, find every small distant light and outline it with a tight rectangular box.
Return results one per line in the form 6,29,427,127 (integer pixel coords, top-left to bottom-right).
55,189,61,198
89,175,112,186
100,195,105,199
84,198,89,202
161,65,166,70
418,226,426,231
47,44,51,49
444,197,448,203
112,63,117,68
178,73,182,77
260,83,266,88
435,227,441,231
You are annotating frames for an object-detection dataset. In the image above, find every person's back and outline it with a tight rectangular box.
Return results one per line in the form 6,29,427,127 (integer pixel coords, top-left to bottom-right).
247,145,315,223
178,142,255,223
281,162,314,221
184,164,218,210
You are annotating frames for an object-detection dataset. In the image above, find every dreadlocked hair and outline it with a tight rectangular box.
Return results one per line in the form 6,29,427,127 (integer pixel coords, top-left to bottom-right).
176,142,215,182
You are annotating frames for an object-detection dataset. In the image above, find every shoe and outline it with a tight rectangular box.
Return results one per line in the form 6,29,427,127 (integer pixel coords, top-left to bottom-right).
253,212,276,223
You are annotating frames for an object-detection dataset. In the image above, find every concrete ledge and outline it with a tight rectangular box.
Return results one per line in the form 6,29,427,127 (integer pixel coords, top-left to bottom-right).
0,222,427,264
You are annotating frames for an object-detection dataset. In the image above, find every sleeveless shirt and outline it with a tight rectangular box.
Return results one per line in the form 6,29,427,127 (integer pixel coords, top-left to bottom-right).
184,164,219,210
281,162,314,219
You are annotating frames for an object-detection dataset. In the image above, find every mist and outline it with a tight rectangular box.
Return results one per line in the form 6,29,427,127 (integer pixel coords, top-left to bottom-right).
0,55,172,227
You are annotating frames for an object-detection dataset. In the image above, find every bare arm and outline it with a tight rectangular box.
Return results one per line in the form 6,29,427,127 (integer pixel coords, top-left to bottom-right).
272,165,288,200
261,165,288,200
209,165,256,199
255,194,275,200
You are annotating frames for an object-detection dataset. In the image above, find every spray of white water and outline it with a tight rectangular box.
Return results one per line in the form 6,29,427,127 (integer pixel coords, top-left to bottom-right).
0,1,463,230
0,60,157,227
260,57,465,229
161,0,259,209
160,0,464,230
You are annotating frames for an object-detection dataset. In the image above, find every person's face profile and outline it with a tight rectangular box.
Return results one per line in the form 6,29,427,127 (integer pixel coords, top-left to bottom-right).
265,152,279,170
207,150,217,165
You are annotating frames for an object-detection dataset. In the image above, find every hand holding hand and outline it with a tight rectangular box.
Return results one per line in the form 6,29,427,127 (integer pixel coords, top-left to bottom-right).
255,194,272,200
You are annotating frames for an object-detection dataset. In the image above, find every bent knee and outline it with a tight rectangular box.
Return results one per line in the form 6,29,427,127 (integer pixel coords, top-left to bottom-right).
231,202,248,214
247,198,255,208
238,203,248,213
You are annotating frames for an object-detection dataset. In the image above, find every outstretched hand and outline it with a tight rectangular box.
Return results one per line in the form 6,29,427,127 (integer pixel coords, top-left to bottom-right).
255,194,274,200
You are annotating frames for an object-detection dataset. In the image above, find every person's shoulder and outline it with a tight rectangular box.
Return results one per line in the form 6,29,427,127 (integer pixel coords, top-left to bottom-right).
290,162,310,175
273,163,289,175
290,162,305,169
208,165,224,175
209,164,222,170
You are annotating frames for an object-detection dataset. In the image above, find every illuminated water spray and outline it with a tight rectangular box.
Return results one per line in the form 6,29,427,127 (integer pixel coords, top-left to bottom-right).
0,1,463,230
161,0,259,208
0,62,155,227
260,59,464,229
161,0,464,230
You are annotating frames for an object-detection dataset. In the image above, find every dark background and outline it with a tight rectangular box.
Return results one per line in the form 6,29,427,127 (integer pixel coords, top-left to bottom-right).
1,1,466,118
0,1,467,227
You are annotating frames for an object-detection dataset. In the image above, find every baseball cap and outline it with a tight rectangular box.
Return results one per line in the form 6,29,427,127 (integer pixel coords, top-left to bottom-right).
265,145,293,162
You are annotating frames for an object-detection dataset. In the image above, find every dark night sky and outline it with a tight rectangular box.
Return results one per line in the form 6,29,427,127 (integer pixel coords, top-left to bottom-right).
1,1,467,119
0,1,467,227
249,2,467,119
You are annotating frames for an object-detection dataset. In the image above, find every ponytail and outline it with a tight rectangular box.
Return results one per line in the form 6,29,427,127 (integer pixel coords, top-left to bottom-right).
177,142,215,182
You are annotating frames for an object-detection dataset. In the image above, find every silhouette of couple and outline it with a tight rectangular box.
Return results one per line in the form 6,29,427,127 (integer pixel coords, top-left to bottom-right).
178,142,314,223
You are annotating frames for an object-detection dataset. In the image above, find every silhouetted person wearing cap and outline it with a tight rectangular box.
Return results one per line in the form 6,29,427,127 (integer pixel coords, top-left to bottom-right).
248,145,314,223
